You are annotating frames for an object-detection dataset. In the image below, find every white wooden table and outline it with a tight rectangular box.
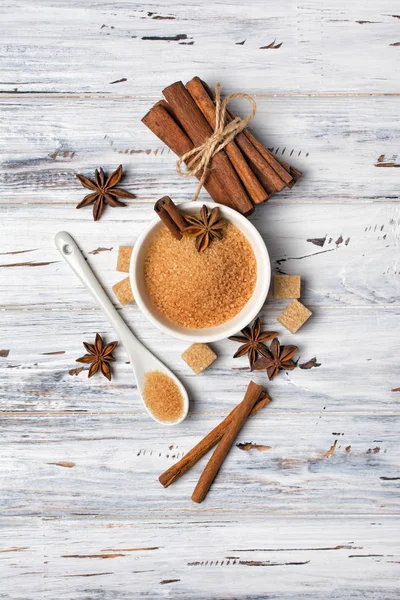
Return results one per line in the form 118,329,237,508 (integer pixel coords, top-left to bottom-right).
1,1,399,597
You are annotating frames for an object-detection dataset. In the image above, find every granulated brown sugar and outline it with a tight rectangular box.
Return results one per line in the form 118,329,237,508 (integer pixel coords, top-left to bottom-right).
273,274,301,299
117,245,133,273
112,277,134,306
181,343,217,374
278,299,312,334
143,370,184,423
144,223,257,328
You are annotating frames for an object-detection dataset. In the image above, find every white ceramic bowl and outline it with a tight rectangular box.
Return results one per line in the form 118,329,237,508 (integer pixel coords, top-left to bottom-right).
130,201,271,342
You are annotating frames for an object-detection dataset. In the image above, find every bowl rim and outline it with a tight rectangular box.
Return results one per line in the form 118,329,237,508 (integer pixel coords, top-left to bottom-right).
130,201,270,342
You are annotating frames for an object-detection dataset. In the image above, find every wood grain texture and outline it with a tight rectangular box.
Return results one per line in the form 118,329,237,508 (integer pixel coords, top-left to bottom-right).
0,97,399,204
0,0,400,94
1,517,399,599
0,203,399,309
1,412,399,517
1,307,400,413
1,0,400,597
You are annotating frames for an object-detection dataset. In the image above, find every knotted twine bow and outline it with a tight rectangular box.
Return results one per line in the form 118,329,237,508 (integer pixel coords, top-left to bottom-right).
176,83,257,202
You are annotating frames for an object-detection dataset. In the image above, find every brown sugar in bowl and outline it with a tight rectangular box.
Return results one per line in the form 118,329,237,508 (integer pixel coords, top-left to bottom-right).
130,202,271,342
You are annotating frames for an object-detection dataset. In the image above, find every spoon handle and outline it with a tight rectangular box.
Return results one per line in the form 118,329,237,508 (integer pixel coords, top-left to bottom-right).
55,231,189,425
55,231,142,353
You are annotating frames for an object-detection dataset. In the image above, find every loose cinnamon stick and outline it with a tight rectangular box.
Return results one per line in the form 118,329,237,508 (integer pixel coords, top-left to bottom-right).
154,196,186,239
185,77,268,205
142,102,235,209
159,389,270,488
191,381,264,503
162,81,254,215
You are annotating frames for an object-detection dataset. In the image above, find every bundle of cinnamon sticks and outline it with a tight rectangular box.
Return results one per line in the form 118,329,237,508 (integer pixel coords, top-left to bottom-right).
159,381,270,503
142,77,302,215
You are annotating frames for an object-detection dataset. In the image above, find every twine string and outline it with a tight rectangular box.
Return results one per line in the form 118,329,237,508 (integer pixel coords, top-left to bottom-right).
176,83,257,202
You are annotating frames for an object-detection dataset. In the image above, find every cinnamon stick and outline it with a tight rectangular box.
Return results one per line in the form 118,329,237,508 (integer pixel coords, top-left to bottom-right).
199,79,291,194
191,381,264,503
185,77,268,205
243,128,296,186
142,102,236,209
159,389,270,488
162,81,254,215
154,196,186,239
143,78,301,212
200,79,300,190
274,156,302,188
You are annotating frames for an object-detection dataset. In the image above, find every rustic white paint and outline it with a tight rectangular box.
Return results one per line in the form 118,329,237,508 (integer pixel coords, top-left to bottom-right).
0,0,399,597
1,518,398,599
1,97,399,203
1,412,399,517
0,0,400,94
1,306,400,413
1,203,400,309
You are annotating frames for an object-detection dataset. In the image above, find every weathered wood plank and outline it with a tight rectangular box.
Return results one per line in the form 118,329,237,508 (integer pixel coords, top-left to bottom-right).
1,1,399,594
0,412,399,517
0,516,399,599
1,0,400,95
0,203,399,309
1,517,398,599
1,306,400,414
1,96,399,204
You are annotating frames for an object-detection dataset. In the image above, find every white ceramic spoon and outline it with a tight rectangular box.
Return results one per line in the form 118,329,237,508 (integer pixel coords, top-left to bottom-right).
55,231,189,425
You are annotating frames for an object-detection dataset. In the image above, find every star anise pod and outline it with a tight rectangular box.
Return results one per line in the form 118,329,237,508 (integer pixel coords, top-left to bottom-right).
76,333,118,381
76,165,135,221
228,317,278,369
253,337,298,380
182,205,226,252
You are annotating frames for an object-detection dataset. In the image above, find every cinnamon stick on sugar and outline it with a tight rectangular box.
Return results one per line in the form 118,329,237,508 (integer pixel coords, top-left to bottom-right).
192,381,265,504
154,196,187,240
159,389,270,488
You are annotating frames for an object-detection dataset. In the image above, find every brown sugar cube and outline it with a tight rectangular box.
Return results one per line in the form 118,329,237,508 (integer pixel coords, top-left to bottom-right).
277,299,312,334
112,277,134,306
117,246,133,273
273,274,301,299
181,343,217,375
